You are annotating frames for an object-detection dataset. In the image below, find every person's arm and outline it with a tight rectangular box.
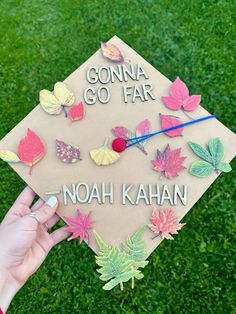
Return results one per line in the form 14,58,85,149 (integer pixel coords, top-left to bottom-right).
0,186,69,312
0,269,20,313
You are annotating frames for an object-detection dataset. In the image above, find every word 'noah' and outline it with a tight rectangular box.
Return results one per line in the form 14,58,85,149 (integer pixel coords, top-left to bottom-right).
62,183,187,206
84,63,155,105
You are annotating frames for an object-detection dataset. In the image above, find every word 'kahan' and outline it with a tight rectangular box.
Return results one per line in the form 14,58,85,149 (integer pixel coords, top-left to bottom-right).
62,183,187,206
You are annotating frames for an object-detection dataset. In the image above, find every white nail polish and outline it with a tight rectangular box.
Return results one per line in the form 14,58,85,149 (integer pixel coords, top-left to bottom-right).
46,196,58,207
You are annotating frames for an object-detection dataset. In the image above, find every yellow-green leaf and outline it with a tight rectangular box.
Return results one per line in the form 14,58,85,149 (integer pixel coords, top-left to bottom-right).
0,150,20,163
39,89,61,114
54,82,75,107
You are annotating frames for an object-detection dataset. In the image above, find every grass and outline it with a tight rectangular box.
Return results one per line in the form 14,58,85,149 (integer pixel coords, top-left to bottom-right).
0,0,235,313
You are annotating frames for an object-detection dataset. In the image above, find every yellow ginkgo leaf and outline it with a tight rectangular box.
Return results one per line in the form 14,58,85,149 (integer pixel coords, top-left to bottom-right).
90,139,120,166
0,150,20,163
39,82,75,117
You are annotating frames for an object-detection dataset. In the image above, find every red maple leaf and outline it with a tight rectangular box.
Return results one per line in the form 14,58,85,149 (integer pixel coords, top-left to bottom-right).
64,209,93,243
148,208,185,240
17,128,45,175
152,144,186,179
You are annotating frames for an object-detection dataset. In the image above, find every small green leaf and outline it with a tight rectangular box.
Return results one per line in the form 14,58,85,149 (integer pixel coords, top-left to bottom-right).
208,138,224,164
189,160,214,177
216,161,232,173
188,141,212,163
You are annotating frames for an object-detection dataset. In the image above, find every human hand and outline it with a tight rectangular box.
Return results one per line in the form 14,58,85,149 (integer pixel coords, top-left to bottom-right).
0,186,69,312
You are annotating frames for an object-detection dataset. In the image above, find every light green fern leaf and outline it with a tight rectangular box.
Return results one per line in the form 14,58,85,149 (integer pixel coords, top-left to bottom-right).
121,224,149,268
93,230,141,290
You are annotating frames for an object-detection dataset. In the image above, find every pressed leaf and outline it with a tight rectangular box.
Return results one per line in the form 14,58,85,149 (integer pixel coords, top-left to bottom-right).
183,94,201,111
188,141,213,163
208,138,224,164
64,209,93,243
162,77,201,112
188,138,231,177
148,208,185,240
160,114,184,137
39,90,61,115
17,128,45,175
161,95,181,110
93,230,137,290
189,160,214,177
0,150,20,163
216,161,232,173
90,138,120,166
135,119,151,145
40,82,75,117
152,144,186,179
121,225,148,267
101,42,124,62
68,101,85,121
170,77,189,102
56,140,81,163
54,82,75,107
112,119,151,155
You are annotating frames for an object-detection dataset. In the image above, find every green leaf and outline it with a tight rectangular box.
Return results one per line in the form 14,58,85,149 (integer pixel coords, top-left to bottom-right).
189,160,214,177
208,138,224,164
216,161,232,173
93,230,109,254
188,141,213,163
94,231,137,290
121,224,148,266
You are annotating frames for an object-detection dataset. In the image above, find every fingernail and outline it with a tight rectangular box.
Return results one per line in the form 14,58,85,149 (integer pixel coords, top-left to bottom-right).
46,196,58,208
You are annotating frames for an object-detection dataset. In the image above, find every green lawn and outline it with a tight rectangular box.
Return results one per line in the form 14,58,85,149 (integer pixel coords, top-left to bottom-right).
0,1,235,313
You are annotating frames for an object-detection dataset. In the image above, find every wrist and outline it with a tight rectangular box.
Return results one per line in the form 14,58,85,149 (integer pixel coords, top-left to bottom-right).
0,268,20,313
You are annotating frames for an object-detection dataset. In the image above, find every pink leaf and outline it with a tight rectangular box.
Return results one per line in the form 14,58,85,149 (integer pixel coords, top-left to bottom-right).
56,140,81,163
161,95,182,110
112,122,149,155
162,77,201,113
170,76,189,101
148,208,185,240
152,144,186,179
112,126,130,140
182,95,201,112
136,119,151,138
64,209,93,243
160,114,184,137
68,101,85,121
17,128,45,175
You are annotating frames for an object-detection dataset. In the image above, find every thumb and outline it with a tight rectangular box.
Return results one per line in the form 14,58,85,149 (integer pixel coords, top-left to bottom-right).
30,196,58,224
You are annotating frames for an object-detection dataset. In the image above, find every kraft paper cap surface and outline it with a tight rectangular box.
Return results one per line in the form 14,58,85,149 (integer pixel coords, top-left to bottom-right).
1,35,236,255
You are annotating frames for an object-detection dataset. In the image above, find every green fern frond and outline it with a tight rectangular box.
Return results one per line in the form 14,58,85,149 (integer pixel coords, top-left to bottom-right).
93,230,141,291
121,224,149,267
121,225,149,288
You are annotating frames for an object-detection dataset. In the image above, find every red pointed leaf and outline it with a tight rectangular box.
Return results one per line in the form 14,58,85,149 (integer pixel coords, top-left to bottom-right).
17,128,45,174
152,144,186,179
160,114,184,137
68,101,85,121
64,209,93,243
148,208,185,240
